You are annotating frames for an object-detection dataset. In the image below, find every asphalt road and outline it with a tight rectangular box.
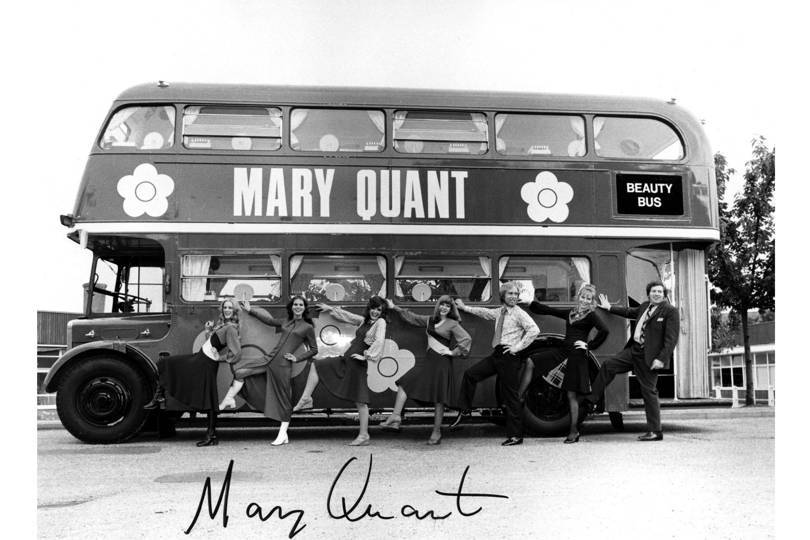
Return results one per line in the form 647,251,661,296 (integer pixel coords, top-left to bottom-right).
38,411,774,539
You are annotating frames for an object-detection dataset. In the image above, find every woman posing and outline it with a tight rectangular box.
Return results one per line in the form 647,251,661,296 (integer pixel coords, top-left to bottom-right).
144,299,241,447
381,296,471,445
518,283,609,443
292,296,388,446
218,295,318,446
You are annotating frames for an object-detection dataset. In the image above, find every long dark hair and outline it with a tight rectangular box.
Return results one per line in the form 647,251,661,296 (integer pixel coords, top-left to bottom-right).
363,295,389,324
286,295,313,325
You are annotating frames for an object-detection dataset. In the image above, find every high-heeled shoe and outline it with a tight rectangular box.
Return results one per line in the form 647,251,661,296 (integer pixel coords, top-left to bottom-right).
563,433,580,444
292,396,313,412
143,387,166,410
380,414,402,432
348,434,370,446
427,433,442,445
218,396,236,410
271,434,289,446
196,435,218,447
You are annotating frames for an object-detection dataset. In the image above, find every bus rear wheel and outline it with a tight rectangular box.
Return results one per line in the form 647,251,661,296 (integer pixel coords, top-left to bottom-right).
521,349,600,436
56,356,150,444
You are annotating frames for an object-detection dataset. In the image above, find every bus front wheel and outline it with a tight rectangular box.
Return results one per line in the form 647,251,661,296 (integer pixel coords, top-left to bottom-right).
55,356,150,444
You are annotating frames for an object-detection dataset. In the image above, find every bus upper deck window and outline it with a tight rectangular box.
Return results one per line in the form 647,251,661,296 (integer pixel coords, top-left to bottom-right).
495,114,585,157
183,106,282,151
594,116,684,160
100,106,175,150
393,110,488,155
290,109,384,152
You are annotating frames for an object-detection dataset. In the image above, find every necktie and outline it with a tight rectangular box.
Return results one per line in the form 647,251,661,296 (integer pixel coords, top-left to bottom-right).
492,307,508,347
635,305,654,345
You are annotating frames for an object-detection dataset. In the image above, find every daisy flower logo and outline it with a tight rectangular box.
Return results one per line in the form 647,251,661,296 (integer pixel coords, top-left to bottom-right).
116,163,175,217
520,171,574,223
367,339,415,393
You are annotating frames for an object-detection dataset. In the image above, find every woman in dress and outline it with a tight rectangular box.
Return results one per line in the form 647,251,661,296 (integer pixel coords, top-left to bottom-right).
144,299,241,447
292,295,388,446
380,296,471,445
518,283,609,443
217,295,318,446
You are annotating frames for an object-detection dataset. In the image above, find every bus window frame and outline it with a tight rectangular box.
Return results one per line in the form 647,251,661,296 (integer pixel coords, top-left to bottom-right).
392,109,490,156
590,114,687,163
288,252,388,304
393,253,493,304
181,104,284,153
288,107,387,154
177,250,285,305
498,254,593,305
97,103,179,153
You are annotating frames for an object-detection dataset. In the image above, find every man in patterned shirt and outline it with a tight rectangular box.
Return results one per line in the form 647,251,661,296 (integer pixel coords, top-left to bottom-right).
454,282,540,446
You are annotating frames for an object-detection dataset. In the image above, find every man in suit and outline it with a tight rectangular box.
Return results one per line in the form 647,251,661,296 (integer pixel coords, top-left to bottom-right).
586,280,679,441
453,282,540,446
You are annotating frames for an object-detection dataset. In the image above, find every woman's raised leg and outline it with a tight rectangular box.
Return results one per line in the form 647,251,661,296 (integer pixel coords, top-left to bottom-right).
219,379,244,410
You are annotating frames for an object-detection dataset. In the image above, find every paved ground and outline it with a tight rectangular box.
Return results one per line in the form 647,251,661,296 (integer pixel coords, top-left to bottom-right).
37,407,774,539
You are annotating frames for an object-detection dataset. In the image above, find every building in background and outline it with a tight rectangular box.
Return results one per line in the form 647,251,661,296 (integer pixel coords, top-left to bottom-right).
38,311,80,406
709,315,775,404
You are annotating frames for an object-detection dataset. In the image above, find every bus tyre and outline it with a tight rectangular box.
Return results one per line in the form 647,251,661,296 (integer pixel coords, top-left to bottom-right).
608,411,625,431
520,341,599,436
55,356,150,444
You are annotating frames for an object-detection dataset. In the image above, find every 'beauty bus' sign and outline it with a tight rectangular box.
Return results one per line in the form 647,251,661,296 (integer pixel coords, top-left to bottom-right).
615,173,684,215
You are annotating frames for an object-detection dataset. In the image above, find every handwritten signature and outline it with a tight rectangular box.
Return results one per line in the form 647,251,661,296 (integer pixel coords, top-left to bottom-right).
185,455,508,538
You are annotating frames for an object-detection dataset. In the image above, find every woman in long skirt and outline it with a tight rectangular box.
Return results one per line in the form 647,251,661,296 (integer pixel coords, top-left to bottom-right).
518,283,609,443
144,299,241,446
292,296,388,446
218,295,318,446
380,295,471,444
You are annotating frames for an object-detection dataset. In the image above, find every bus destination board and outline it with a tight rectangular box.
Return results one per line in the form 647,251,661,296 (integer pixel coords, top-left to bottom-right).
616,173,683,215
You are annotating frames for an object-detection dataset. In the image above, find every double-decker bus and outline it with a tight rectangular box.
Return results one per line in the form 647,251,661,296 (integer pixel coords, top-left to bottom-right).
46,82,718,443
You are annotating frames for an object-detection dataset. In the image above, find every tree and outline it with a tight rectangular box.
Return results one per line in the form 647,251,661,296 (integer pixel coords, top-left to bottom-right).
708,137,775,405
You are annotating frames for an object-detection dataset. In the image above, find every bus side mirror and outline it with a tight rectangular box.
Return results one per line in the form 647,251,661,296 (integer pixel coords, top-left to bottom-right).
164,272,171,295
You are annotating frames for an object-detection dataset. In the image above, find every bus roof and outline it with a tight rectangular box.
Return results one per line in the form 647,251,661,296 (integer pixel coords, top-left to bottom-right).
116,82,703,128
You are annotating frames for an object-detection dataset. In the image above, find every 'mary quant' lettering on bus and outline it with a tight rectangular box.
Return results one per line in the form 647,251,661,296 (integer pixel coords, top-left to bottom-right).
233,167,467,220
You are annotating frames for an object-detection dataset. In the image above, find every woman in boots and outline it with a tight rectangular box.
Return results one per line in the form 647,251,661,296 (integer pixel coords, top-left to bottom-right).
292,296,388,446
218,295,318,446
380,296,471,445
517,283,609,443
144,299,241,446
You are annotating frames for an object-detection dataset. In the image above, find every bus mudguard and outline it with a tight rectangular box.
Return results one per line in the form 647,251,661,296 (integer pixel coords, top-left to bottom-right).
44,341,158,393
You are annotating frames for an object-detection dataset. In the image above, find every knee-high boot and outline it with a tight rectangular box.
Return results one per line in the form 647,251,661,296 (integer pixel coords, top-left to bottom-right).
196,409,218,446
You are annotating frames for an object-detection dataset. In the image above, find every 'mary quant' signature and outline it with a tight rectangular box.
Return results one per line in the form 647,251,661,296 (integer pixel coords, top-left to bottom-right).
184,455,509,538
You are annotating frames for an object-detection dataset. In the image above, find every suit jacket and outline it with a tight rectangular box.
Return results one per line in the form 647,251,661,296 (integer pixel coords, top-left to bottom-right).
603,300,680,368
